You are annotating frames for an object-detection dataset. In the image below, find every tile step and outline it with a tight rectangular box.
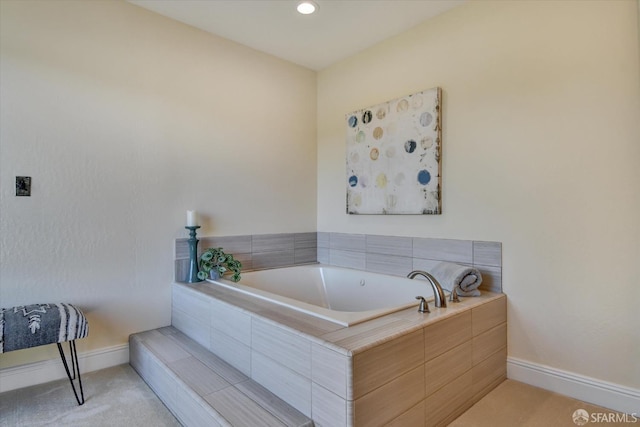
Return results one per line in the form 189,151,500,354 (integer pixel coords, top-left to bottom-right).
129,326,313,427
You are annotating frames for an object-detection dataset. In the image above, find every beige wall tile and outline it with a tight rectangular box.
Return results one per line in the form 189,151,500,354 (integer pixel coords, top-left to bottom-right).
413,238,473,264
252,351,312,417
174,259,189,282
171,309,210,348
294,232,318,249
472,346,507,397
252,250,295,269
261,309,342,337
472,323,507,366
472,241,502,267
236,380,314,427
472,296,506,336
322,316,412,350
295,247,318,264
476,265,502,293
210,329,251,376
252,233,295,253
353,328,424,399
253,319,312,378
144,330,191,364
173,385,224,427
329,249,366,270
145,353,179,409
347,399,355,427
354,365,425,427
424,311,472,362
129,336,150,380
435,397,476,427
173,287,211,323
330,233,366,251
387,401,425,427
166,331,249,384
312,343,350,399
425,341,472,397
366,235,413,257
365,253,413,277
317,246,330,264
424,370,472,427
470,372,506,408
205,386,290,427
168,356,230,397
317,232,330,248
210,298,252,346
311,383,348,427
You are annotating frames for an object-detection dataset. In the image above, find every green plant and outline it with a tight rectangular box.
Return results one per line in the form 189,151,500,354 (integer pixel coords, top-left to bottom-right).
197,247,242,282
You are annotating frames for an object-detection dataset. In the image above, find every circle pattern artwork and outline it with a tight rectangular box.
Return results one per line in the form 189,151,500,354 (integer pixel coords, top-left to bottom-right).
420,112,433,127
417,169,431,185
404,140,417,154
346,87,441,214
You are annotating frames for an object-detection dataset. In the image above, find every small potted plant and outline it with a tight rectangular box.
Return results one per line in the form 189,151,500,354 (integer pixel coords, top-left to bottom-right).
197,247,242,282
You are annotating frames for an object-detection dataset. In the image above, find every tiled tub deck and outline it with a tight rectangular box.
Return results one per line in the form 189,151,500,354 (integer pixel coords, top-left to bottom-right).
166,278,507,427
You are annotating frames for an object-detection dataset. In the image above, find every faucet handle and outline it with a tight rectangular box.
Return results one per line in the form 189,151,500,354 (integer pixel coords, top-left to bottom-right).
450,288,460,303
415,296,430,313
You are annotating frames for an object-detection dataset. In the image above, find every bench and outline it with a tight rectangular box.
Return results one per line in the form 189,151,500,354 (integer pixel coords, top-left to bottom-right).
0,303,89,405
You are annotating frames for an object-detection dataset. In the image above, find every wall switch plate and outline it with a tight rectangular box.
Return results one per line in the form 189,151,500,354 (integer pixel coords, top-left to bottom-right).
16,176,31,196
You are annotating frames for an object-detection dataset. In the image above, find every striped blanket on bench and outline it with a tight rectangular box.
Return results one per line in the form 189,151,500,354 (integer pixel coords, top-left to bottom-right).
1,303,88,353
1,303,89,405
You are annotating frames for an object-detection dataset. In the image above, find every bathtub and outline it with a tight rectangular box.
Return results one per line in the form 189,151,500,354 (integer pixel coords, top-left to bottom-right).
205,264,438,326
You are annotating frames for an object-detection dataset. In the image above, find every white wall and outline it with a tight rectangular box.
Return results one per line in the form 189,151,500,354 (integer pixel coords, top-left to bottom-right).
0,0,316,369
2,0,638,404
318,0,640,390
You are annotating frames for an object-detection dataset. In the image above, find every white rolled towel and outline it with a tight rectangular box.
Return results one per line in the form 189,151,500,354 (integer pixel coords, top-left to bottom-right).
430,262,483,297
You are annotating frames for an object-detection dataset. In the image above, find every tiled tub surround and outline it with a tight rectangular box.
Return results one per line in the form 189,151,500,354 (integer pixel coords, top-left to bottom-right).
317,233,502,294
175,232,502,294
171,279,507,427
175,232,318,282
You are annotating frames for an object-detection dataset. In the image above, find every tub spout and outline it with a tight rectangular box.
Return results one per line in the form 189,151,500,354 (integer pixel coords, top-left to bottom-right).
407,270,447,308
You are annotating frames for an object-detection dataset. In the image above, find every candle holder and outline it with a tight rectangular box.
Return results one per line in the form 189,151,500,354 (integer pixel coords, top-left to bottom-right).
185,226,203,283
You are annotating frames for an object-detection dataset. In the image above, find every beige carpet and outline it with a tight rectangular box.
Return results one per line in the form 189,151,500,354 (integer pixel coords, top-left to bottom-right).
0,364,180,426
1,366,635,426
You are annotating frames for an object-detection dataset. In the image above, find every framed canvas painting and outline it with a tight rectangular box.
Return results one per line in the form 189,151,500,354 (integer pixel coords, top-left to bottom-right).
346,87,442,214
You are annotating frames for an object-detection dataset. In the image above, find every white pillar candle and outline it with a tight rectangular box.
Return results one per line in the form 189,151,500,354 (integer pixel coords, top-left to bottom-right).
186,210,197,227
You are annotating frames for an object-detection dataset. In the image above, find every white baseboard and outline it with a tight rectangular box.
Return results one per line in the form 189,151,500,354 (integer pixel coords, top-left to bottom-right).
507,356,640,415
0,343,129,393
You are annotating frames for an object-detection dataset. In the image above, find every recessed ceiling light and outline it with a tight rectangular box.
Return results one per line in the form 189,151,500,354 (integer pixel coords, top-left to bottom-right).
297,1,318,15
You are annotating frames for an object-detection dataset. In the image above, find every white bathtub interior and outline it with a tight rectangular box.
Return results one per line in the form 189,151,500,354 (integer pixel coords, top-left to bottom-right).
206,264,441,326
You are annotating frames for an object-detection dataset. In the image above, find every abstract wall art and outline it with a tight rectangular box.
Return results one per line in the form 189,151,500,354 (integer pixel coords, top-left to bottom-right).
346,87,442,215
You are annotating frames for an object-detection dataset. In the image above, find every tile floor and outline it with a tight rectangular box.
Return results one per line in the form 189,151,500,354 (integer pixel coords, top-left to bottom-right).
452,380,637,427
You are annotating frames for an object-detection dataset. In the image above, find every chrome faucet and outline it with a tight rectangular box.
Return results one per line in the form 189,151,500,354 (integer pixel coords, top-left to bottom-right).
408,270,447,308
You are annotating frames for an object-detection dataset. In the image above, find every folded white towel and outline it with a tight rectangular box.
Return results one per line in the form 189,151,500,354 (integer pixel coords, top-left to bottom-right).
430,262,482,297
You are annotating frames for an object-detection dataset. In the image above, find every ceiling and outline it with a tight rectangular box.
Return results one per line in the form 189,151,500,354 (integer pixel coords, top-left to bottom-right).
128,0,465,70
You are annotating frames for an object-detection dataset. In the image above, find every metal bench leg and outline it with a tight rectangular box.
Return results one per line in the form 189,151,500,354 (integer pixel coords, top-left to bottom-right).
57,341,85,405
